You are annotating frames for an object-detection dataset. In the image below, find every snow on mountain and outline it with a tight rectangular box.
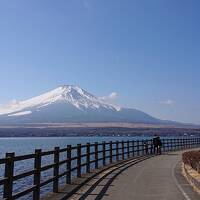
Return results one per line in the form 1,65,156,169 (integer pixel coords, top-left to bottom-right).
0,85,163,124
0,85,121,117
8,111,32,117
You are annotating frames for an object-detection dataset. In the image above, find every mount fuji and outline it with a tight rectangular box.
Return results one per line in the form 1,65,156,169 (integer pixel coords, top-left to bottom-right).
0,85,164,124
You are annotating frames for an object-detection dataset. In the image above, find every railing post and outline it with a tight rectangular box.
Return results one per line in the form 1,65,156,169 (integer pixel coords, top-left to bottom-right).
191,138,193,148
180,138,182,149
127,140,130,158
137,140,139,156
3,152,15,200
185,138,187,148
175,138,177,150
171,139,173,151
192,139,194,148
180,138,183,149
178,138,180,150
194,138,195,148
193,138,194,148
53,147,60,193
132,140,135,157
109,141,113,163
192,138,194,148
163,139,165,152
193,138,195,148
33,149,41,200
150,140,153,154
116,141,119,161
66,145,71,184
77,144,81,177
182,138,184,149
166,139,168,152
102,142,106,166
192,138,193,148
95,142,98,169
170,139,173,151
148,140,150,154
86,143,90,173
184,138,186,149
142,140,145,155
174,139,176,150
177,138,179,149
122,141,124,160
186,138,188,148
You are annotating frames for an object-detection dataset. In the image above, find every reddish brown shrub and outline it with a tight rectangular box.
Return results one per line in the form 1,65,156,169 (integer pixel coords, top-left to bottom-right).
182,150,200,173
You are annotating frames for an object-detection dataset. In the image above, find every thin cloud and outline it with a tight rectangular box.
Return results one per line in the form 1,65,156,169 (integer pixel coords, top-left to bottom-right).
160,99,175,105
99,92,118,102
99,92,121,111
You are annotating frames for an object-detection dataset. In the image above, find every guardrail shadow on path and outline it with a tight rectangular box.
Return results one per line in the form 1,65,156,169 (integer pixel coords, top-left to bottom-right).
0,137,200,199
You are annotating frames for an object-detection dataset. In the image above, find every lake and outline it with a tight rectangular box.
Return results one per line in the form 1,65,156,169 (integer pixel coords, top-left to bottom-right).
0,136,180,199
0,136,154,158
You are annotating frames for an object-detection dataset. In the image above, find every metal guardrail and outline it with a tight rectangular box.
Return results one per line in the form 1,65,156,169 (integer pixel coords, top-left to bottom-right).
0,138,200,200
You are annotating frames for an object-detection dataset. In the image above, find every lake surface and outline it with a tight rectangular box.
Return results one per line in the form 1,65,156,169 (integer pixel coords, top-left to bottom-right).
0,136,154,158
0,136,180,199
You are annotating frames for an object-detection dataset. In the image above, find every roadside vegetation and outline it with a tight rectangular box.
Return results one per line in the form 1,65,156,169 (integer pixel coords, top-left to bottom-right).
183,150,200,173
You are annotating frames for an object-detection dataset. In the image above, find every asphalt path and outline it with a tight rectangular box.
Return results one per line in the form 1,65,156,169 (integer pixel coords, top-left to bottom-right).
70,151,200,200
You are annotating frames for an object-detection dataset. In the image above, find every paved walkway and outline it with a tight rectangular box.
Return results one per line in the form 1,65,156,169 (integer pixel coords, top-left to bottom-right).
70,151,200,200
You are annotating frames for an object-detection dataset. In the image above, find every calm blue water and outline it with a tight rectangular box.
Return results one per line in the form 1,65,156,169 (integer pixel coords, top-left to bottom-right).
0,136,152,158
0,136,185,199
0,136,153,199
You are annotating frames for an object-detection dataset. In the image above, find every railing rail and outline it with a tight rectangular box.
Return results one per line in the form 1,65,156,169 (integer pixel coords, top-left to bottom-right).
0,137,200,199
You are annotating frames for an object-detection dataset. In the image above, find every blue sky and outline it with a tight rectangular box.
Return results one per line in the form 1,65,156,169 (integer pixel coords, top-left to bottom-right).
0,0,200,123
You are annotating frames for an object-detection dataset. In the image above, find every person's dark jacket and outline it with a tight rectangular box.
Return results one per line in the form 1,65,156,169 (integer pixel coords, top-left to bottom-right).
153,137,158,147
157,138,162,147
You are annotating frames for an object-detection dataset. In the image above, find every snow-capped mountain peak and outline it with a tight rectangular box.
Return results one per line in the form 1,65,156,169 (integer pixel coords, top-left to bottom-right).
0,85,164,124
0,85,121,116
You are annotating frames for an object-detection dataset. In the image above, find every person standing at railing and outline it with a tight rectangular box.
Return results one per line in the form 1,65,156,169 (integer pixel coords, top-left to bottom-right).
157,136,162,155
153,135,158,154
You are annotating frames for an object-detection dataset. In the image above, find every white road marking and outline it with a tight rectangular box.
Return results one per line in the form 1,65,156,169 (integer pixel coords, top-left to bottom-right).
172,159,191,200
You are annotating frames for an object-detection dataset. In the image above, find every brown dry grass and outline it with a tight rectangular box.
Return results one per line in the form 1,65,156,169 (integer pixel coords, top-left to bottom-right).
182,151,200,172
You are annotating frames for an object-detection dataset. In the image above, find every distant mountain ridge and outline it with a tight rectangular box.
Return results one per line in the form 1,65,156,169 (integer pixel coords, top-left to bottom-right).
0,85,175,124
